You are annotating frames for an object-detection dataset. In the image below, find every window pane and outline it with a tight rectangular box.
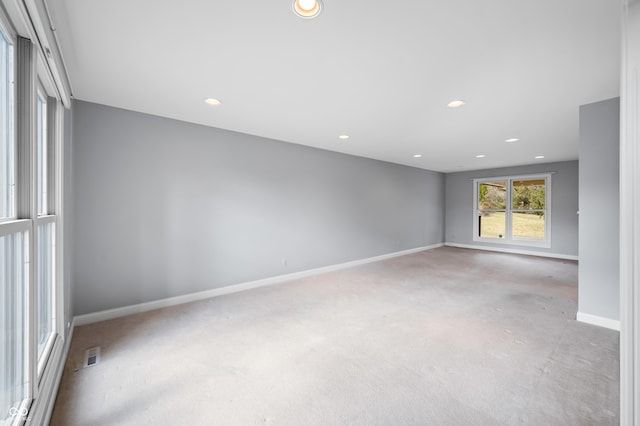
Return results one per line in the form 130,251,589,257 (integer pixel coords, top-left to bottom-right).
36,92,47,216
478,211,506,239
0,231,29,425
37,222,55,365
0,30,14,220
512,179,545,210
478,181,506,210
512,211,545,240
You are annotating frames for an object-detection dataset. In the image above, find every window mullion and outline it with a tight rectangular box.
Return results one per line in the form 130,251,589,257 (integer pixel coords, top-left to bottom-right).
16,37,36,220
46,97,56,214
16,35,37,408
506,178,512,240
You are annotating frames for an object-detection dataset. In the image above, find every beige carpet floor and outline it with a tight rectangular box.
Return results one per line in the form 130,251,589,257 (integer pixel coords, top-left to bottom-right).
50,247,619,425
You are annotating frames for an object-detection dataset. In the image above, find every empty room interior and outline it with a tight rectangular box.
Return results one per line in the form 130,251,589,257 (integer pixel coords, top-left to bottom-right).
1,0,639,425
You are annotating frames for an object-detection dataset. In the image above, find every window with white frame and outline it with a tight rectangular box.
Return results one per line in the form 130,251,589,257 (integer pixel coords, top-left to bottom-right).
0,21,30,426
0,228,29,426
36,221,55,369
0,24,13,220
0,16,63,424
35,84,56,373
473,174,551,247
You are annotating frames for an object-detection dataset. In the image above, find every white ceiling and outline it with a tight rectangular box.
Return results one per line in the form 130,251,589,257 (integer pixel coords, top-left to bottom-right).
49,0,621,172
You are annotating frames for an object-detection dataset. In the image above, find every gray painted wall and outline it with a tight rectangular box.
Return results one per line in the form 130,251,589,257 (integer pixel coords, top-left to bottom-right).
578,98,620,321
72,101,445,315
444,161,579,257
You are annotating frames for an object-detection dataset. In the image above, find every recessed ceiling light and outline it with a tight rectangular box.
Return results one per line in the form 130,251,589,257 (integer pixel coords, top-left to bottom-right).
535,155,545,159
447,100,465,108
413,154,422,158
505,138,519,143
475,154,486,158
292,0,322,19
338,134,350,140
204,98,221,106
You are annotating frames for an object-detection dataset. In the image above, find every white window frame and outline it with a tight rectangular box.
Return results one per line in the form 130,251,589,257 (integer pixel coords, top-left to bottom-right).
32,72,62,389
34,216,56,376
0,16,65,423
0,12,31,426
0,220,31,426
35,84,47,217
0,14,15,223
472,173,552,248
33,78,56,379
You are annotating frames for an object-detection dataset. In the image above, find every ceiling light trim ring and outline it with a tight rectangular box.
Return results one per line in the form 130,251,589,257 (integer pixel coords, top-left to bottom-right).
293,0,323,19
447,100,465,108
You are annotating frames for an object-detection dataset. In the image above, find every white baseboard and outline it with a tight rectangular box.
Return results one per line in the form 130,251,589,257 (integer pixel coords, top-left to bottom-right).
576,312,621,331
27,319,76,425
74,244,444,326
444,242,579,261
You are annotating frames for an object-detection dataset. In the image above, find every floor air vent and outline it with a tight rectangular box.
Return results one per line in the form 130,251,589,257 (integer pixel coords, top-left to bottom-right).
83,346,101,368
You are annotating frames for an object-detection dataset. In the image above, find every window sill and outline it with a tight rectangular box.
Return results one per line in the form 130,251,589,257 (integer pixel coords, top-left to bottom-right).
473,236,551,249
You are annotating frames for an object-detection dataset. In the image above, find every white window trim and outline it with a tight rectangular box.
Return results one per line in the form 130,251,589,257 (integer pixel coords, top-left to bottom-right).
35,83,47,216
0,218,30,236
30,85,61,410
0,4,69,425
0,15,29,426
472,173,552,248
34,214,55,379
0,8,16,224
0,4,17,44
